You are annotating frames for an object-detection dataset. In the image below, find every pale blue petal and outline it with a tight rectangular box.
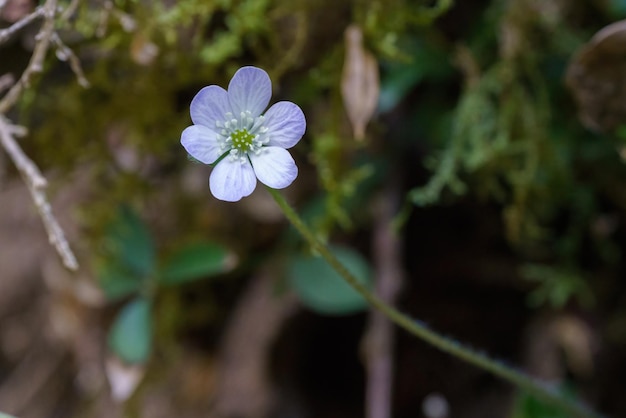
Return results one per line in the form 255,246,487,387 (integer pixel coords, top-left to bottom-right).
209,158,257,202
180,125,224,164
190,85,231,129
228,66,271,117
249,147,297,189
263,101,306,149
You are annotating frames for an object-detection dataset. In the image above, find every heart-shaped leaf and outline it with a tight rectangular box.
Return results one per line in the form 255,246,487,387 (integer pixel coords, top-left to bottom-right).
158,242,236,285
288,245,372,315
108,297,152,364
97,261,143,301
104,206,155,278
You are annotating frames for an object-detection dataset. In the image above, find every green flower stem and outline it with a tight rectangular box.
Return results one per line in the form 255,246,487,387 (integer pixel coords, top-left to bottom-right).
268,187,603,418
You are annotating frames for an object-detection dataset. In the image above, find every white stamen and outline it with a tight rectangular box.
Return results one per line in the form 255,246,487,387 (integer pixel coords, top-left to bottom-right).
216,109,272,157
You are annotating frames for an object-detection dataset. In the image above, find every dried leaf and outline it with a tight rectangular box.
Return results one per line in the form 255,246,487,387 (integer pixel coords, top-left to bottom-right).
341,24,379,141
130,33,159,66
553,315,595,378
566,19,626,133
105,357,145,402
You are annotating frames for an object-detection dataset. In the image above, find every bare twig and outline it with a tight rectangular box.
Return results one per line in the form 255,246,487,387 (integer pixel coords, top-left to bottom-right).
95,0,113,37
51,32,90,87
362,186,404,418
0,116,78,270
0,0,58,114
59,0,81,21
0,0,79,270
0,6,45,44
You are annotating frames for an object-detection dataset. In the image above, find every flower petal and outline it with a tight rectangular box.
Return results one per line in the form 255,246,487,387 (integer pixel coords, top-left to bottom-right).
263,101,306,149
190,85,231,129
249,147,298,189
209,158,257,202
181,125,224,164
228,66,272,117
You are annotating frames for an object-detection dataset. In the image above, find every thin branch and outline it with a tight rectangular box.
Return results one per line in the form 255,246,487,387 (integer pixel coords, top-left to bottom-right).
59,0,81,21
0,0,58,114
0,116,78,270
363,186,404,418
50,33,90,87
0,0,82,271
0,6,45,45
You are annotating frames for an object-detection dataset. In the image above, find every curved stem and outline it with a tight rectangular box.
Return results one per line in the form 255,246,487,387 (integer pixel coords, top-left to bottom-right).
267,187,604,418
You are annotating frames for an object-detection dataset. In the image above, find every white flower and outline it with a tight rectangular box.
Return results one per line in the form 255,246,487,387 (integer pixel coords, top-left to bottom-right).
181,66,306,202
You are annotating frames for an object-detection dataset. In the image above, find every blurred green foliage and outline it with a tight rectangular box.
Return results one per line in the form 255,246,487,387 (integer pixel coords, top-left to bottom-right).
109,297,152,364
512,387,579,418
521,264,593,309
3,0,626,414
395,0,626,308
98,206,235,363
15,0,626,331
288,244,373,315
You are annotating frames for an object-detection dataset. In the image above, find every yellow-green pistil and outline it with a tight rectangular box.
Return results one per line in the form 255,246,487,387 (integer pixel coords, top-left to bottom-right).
231,129,255,152
217,110,270,164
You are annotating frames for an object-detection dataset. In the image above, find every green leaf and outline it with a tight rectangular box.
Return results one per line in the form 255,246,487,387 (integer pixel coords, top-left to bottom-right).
97,261,142,301
609,0,626,18
288,245,372,315
158,242,235,285
104,206,155,278
379,39,453,112
521,264,593,309
512,387,577,418
108,297,152,364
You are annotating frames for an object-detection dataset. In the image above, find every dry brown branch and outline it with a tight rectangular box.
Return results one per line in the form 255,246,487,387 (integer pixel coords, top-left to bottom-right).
51,32,90,87
0,116,78,270
59,0,80,21
362,185,404,418
0,0,57,114
0,0,80,271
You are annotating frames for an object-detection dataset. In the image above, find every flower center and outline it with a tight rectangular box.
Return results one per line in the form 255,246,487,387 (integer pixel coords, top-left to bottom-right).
230,128,255,152
215,110,271,164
